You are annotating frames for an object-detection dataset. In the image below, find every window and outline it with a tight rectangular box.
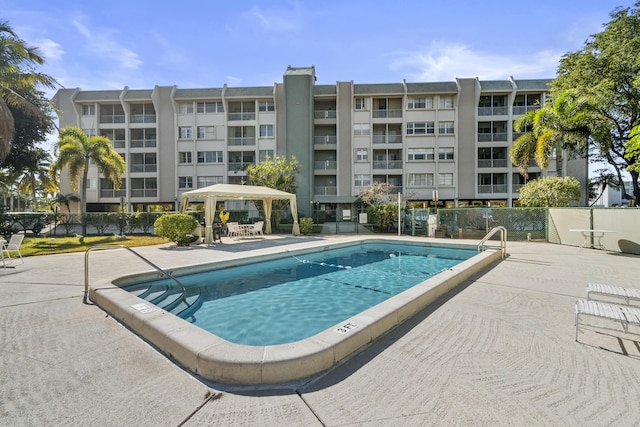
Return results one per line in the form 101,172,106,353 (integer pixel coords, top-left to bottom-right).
197,176,223,188
86,178,97,190
130,103,155,123
197,126,215,139
178,103,193,114
408,148,434,161
478,173,507,193
408,173,434,186
259,150,274,161
179,127,192,139
83,128,96,137
197,101,223,113
439,148,454,160
259,100,275,111
438,121,454,134
438,173,454,186
130,177,157,197
130,128,156,148
130,153,157,173
354,124,370,136
439,95,454,108
356,148,368,161
355,98,366,110
82,105,95,115
407,98,426,109
179,176,193,189
259,124,274,138
197,151,223,163
354,174,370,187
99,104,125,124
407,122,434,135
179,152,192,164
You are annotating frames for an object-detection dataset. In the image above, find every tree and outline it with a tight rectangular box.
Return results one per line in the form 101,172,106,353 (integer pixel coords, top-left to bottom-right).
518,176,581,207
54,126,125,234
358,182,399,232
0,20,58,160
246,155,300,230
551,2,640,205
625,125,640,173
510,90,593,178
15,147,57,208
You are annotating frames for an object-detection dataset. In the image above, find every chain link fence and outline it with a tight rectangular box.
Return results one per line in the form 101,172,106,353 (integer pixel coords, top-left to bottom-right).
437,207,548,241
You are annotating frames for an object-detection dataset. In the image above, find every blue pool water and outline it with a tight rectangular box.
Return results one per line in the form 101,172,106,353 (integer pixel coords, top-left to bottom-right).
130,243,475,346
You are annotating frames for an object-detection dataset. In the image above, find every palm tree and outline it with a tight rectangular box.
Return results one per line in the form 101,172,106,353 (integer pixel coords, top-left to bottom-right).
54,126,125,234
55,193,81,213
510,90,594,178
15,147,57,208
0,20,58,160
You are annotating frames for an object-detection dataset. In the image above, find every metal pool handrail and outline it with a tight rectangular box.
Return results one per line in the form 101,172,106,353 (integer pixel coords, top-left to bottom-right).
84,245,188,303
478,226,508,259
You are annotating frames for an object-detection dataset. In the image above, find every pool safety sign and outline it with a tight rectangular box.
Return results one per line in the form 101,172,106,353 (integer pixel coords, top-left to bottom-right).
131,303,157,314
335,322,358,334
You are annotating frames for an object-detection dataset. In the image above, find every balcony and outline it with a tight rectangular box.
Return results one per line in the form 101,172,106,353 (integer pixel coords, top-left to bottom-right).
373,160,403,170
372,134,402,144
100,189,126,198
130,114,156,123
228,162,253,171
227,137,256,146
314,186,337,196
314,160,337,170
478,159,507,168
478,106,508,116
130,139,156,148
100,115,125,124
478,184,507,194
227,112,256,121
478,132,508,142
512,105,540,115
130,164,157,173
372,109,402,119
130,189,157,197
112,140,126,149
314,110,337,119
314,135,337,145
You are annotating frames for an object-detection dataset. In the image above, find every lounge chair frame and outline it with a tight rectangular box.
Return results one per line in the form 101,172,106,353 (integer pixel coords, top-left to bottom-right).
575,299,640,341
587,283,640,306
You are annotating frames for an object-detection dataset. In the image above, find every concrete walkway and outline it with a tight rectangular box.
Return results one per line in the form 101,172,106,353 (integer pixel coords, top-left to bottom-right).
1,236,640,425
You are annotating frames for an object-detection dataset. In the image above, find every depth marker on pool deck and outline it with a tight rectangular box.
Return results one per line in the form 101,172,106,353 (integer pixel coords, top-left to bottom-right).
131,303,157,314
335,322,359,334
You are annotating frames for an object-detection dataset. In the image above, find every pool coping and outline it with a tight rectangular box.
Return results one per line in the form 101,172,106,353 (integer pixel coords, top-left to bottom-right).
90,238,503,385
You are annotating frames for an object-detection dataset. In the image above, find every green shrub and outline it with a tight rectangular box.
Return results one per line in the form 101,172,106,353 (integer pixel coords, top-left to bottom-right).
154,213,199,246
300,217,314,235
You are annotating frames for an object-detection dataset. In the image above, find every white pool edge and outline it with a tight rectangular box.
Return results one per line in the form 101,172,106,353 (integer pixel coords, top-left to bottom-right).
90,238,502,385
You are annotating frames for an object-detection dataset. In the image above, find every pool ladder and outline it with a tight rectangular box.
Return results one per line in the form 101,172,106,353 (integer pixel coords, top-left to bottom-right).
478,226,508,259
84,245,191,306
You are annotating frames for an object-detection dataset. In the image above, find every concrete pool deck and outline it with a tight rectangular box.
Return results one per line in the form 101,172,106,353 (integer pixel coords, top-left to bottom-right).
2,235,640,425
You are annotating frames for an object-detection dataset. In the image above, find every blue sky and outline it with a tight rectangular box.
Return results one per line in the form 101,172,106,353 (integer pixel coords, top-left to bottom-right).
1,0,631,93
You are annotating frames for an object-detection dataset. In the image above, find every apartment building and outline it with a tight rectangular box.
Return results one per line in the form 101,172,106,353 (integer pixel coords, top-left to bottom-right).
52,65,588,217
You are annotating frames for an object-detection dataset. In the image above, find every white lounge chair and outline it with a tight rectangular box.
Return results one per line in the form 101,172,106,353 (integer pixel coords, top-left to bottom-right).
587,283,640,306
575,299,640,341
2,234,24,264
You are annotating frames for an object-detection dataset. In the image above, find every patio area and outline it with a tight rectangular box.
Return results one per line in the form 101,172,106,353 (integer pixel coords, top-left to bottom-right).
1,235,639,425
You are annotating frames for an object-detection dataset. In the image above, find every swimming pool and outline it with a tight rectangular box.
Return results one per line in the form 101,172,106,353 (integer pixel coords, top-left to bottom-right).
90,238,502,385
125,243,474,346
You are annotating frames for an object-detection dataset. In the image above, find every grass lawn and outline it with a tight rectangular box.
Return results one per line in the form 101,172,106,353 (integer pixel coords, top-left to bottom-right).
17,235,170,257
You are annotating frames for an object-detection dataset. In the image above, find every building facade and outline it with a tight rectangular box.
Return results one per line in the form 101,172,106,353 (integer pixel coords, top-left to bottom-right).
53,65,588,217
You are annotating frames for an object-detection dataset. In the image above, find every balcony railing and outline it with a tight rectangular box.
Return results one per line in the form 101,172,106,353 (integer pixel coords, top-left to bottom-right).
512,105,540,115
130,189,157,197
314,110,337,119
372,134,402,144
314,186,337,196
130,139,157,148
100,115,126,124
130,114,156,123
227,137,256,146
478,159,507,168
227,112,256,121
314,135,337,144
100,189,126,198
112,140,126,149
478,132,508,142
314,160,337,170
477,106,508,116
228,162,253,171
130,164,157,173
372,109,403,119
478,184,508,194
373,160,403,169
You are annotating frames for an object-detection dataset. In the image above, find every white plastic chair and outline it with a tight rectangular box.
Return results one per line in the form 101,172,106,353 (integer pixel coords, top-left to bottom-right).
226,222,240,240
251,221,264,238
2,234,24,264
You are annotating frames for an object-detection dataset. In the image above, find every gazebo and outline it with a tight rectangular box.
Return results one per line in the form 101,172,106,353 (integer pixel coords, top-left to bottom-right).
179,184,300,244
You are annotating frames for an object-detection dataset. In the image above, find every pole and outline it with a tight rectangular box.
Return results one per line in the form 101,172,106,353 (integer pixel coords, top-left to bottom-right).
397,192,401,236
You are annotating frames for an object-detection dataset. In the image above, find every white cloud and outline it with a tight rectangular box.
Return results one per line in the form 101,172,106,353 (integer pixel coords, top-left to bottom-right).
72,18,142,70
247,5,301,33
35,38,64,60
225,75,243,86
390,42,563,81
